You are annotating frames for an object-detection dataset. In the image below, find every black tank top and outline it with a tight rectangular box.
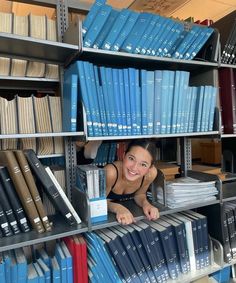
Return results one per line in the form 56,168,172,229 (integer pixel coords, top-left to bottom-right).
107,163,145,201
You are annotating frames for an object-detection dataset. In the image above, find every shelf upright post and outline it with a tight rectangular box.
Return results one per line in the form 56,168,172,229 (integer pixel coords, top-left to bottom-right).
56,0,69,42
179,137,192,177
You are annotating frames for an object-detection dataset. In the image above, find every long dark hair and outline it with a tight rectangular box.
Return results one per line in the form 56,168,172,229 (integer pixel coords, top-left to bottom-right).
125,139,157,165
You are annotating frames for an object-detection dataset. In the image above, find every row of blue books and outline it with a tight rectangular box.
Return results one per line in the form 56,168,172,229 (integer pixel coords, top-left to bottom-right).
92,141,117,166
82,0,214,60
0,241,73,283
63,60,217,136
86,211,210,282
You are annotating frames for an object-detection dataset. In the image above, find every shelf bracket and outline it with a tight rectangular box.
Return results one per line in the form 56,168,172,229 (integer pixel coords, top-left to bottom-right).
178,137,192,177
56,0,69,42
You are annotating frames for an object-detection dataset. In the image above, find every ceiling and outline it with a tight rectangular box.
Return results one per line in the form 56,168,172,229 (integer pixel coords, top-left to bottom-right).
1,0,236,23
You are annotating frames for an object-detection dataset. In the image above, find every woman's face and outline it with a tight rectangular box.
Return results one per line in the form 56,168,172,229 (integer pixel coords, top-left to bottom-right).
123,146,152,181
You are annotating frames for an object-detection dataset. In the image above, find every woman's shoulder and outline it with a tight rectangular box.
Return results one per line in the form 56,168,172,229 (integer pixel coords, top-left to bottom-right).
147,165,158,182
104,161,122,180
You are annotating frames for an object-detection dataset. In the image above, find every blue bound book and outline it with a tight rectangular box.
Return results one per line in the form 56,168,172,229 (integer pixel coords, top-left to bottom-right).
33,262,45,283
194,86,205,132
183,86,192,133
112,68,123,136
82,0,106,36
118,69,128,135
0,253,5,283
37,258,51,283
140,69,148,135
55,243,67,283
121,12,153,53
111,10,139,52
61,242,73,283
15,248,27,283
171,70,181,134
50,257,61,283
102,9,131,50
208,86,217,131
83,4,112,48
123,68,132,135
153,70,162,135
128,68,137,135
62,72,78,132
166,71,175,134
93,9,118,49
135,69,142,135
146,71,155,135
160,70,170,134
188,86,197,133
134,14,158,54
27,263,39,283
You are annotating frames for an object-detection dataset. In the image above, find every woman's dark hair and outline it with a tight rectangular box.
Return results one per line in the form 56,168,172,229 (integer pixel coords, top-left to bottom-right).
125,139,157,165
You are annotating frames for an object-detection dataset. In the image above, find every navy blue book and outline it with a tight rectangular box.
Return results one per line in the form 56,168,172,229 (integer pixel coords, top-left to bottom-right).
148,221,179,279
102,9,131,50
83,4,112,48
161,216,190,274
122,225,156,283
96,230,132,282
93,9,118,49
183,210,210,267
131,223,163,283
82,0,106,36
109,226,148,283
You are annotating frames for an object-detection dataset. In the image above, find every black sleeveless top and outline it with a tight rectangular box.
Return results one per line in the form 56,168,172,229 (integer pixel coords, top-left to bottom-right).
107,163,145,201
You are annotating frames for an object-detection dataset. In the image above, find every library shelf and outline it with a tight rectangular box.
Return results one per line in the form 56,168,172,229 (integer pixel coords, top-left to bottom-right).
0,215,88,253
0,32,79,65
0,131,84,139
220,63,236,69
222,134,236,138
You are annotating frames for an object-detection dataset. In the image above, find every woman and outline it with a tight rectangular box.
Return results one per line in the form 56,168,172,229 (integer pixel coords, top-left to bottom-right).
105,139,159,225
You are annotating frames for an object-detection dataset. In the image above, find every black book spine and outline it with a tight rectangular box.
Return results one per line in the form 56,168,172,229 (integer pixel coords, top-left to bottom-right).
0,181,20,235
0,201,12,237
0,167,30,233
24,149,76,226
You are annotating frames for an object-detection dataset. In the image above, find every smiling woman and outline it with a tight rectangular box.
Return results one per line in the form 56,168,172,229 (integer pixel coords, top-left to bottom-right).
105,139,159,225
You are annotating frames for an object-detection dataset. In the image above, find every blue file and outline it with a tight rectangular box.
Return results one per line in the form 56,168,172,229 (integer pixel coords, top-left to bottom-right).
160,70,170,134
61,242,73,283
62,72,78,132
82,0,106,36
128,68,137,135
123,68,132,135
208,86,217,131
112,68,123,136
93,65,108,135
99,66,113,135
121,12,153,53
111,10,139,52
134,14,158,54
102,9,131,50
105,67,118,136
194,86,205,132
166,71,175,134
184,27,214,60
140,70,148,135
146,71,155,135
55,243,67,283
171,70,181,134
118,69,128,135
83,4,112,48
15,248,27,283
153,70,162,135
135,69,142,135
93,9,118,49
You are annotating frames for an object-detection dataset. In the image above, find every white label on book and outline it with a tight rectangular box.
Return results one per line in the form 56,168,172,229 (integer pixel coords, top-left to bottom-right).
10,221,17,226
20,218,27,224
42,216,49,221
1,222,8,228
65,213,72,219
34,217,40,223
90,199,107,218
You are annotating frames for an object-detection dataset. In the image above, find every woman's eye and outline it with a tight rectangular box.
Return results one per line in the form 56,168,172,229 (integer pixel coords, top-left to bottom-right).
141,163,148,168
128,156,134,161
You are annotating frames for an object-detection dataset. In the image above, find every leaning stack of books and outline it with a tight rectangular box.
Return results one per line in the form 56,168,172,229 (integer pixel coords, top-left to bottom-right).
82,0,214,60
156,162,180,180
157,176,218,208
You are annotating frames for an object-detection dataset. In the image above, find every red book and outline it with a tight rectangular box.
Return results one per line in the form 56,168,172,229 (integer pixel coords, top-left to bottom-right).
200,19,214,26
77,235,88,283
63,236,83,283
219,68,236,134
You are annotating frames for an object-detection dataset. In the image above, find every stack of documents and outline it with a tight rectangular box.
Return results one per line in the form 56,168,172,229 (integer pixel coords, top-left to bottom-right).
157,176,218,208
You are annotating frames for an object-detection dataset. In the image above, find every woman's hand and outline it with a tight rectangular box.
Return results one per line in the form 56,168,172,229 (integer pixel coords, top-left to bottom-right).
142,203,159,221
116,206,135,225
